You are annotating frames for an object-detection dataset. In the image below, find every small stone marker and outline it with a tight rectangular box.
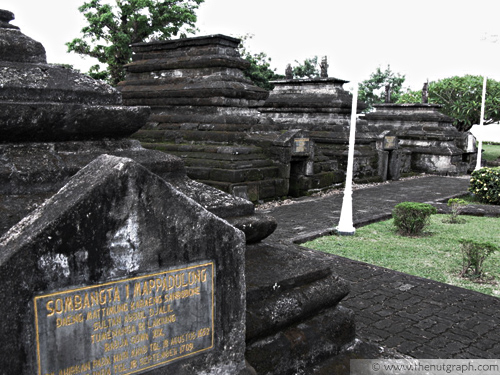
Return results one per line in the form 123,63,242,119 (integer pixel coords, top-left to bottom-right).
293,137,311,154
383,135,398,150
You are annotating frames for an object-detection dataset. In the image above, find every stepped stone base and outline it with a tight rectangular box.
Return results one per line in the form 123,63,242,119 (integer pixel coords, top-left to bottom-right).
245,242,358,374
260,77,384,193
246,306,355,375
121,35,290,202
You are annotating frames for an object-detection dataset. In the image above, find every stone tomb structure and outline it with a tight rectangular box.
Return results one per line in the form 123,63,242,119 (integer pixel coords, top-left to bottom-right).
364,103,477,175
120,35,314,202
120,35,477,201
0,11,366,375
0,155,247,375
260,76,384,195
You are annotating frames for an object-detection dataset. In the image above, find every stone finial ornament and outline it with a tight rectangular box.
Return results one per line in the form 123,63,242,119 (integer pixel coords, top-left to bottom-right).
0,9,19,29
385,84,391,103
0,9,46,62
320,56,328,78
285,63,293,80
422,81,429,103
0,10,150,141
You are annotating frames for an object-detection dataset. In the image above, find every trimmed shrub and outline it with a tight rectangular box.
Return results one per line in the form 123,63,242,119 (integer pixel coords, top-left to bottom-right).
469,167,500,205
392,202,437,236
459,239,498,278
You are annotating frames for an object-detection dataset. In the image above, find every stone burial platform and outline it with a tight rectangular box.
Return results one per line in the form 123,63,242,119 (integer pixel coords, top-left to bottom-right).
0,154,247,375
260,75,383,194
119,34,290,202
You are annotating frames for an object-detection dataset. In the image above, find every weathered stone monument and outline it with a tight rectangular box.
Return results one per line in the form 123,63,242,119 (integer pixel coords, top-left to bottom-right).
0,13,275,242
365,103,477,175
119,35,289,202
260,69,384,194
119,34,479,200
1,155,247,375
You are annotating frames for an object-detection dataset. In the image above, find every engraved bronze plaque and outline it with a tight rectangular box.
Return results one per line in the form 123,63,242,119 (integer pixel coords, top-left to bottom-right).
383,136,397,150
34,261,214,375
293,138,310,154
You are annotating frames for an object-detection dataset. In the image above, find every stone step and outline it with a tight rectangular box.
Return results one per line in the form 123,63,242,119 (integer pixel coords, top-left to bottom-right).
245,242,350,342
129,36,243,59
141,142,266,155
182,157,275,170
134,128,260,144
148,122,273,133
164,150,275,163
150,114,265,127
121,80,268,101
246,305,356,375
126,54,251,73
124,96,266,107
196,178,288,202
187,165,281,183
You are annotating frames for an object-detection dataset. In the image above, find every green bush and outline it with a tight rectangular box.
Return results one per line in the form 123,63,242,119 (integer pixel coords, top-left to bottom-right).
444,198,467,224
469,167,500,205
459,239,498,278
392,202,437,236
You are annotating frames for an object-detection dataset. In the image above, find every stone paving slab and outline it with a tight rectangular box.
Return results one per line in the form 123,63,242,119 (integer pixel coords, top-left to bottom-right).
325,256,500,359
260,176,500,359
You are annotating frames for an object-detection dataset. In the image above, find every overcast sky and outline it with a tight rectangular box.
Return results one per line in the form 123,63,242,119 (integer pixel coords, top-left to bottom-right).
3,0,500,91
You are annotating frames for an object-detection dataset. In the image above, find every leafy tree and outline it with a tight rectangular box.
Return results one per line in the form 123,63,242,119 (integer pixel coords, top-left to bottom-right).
291,56,320,79
238,35,284,91
397,89,421,103
397,75,500,132
67,0,204,85
358,65,406,111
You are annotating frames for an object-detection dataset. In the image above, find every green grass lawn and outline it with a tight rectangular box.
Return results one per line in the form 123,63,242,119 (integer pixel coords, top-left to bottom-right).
482,142,500,161
304,215,500,297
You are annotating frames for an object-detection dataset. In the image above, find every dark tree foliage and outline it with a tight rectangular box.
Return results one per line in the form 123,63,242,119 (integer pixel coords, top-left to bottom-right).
291,56,320,79
67,0,204,85
358,65,406,111
238,35,284,91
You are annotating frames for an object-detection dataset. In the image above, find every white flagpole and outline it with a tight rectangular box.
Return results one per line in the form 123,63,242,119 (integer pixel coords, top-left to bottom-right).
336,83,358,235
475,75,487,171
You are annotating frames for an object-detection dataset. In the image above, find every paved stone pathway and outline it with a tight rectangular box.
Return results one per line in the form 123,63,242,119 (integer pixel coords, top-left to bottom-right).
260,176,500,359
